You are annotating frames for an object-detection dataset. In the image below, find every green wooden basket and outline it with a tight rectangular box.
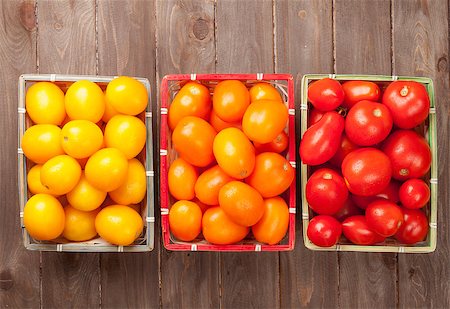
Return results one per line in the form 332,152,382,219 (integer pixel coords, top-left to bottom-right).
300,74,437,253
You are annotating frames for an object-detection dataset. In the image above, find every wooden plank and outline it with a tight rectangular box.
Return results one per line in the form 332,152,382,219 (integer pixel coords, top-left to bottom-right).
37,1,100,308
97,1,160,307
156,1,220,308
215,1,280,308
334,0,398,308
393,1,450,307
0,1,40,307
275,1,339,307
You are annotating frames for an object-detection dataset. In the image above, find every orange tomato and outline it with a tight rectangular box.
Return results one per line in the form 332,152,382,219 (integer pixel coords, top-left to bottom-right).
65,80,105,123
202,207,249,245
168,158,198,200
168,81,211,131
249,82,283,102
172,116,216,167
40,155,82,195
218,181,265,227
169,200,202,241
254,131,289,154
213,80,250,122
246,152,295,198
104,115,146,159
209,109,241,132
105,76,148,116
193,198,211,214
109,158,147,205
242,99,288,144
213,128,255,179
195,165,234,205
252,197,289,245
63,205,99,242
61,120,104,159
26,82,66,125
21,124,65,164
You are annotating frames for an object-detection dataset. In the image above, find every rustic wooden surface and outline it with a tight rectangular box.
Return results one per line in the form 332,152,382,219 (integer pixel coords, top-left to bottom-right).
0,0,449,308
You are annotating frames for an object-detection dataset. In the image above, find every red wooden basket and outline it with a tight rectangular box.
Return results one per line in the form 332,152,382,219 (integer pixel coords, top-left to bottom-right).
160,73,296,251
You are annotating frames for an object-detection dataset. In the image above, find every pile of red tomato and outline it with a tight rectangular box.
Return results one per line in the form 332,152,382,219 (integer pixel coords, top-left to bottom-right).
301,78,432,247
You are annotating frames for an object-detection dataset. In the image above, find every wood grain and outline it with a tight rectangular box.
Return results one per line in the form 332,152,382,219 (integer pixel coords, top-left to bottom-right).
393,1,450,307
156,1,220,308
215,1,280,308
334,0,398,308
97,1,160,307
37,1,100,308
275,1,338,307
0,1,40,307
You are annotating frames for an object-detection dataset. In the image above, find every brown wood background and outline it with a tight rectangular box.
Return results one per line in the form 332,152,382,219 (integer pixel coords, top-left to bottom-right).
0,0,449,308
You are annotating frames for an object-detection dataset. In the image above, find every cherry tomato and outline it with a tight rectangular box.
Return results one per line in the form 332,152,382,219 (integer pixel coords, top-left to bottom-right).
382,81,430,129
365,200,404,237
308,109,325,127
307,78,345,112
307,215,342,247
352,180,400,210
342,81,381,109
253,131,288,154
333,197,363,222
329,134,360,167
399,179,430,209
381,130,431,181
394,208,429,244
306,168,348,215
342,215,385,245
300,111,345,166
345,100,393,146
342,148,392,196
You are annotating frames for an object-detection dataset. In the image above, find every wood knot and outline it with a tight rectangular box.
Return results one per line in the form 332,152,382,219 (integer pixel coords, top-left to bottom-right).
54,21,64,31
19,1,36,31
437,55,448,72
298,10,307,19
408,267,415,278
192,18,209,41
0,270,13,291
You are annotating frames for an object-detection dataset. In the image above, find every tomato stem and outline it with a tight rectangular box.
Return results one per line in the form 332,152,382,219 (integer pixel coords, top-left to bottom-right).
373,108,382,117
322,173,332,180
399,168,409,176
400,86,409,97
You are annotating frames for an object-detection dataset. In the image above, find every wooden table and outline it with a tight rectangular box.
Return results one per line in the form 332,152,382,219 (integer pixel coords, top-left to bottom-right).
1,0,449,308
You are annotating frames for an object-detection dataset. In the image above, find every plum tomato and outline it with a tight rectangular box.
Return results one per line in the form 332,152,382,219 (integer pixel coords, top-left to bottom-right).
306,168,348,215
342,215,385,245
307,215,342,247
329,133,360,167
307,78,345,112
345,100,393,146
382,81,430,129
352,180,401,210
341,148,392,196
394,208,429,244
365,200,404,237
332,197,363,222
300,111,345,166
381,130,431,181
308,108,325,127
399,179,430,209
342,81,381,109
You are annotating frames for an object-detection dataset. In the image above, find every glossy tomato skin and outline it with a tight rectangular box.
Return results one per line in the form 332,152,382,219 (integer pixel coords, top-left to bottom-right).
306,168,348,215
254,131,288,154
352,180,401,210
308,78,345,112
365,200,404,237
394,208,429,244
342,81,381,109
382,81,430,129
333,197,363,222
307,215,342,247
381,130,431,181
399,179,430,209
329,134,360,167
342,215,385,245
345,100,393,146
249,83,283,102
300,111,345,166
213,80,250,122
342,148,392,196
252,197,289,245
308,109,325,127
202,207,249,245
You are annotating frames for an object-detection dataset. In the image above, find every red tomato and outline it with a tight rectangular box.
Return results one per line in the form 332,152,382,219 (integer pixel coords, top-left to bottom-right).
381,130,431,181
342,81,381,109
307,215,342,247
300,111,345,166
365,200,404,237
399,179,430,209
345,100,393,146
329,134,360,167
342,215,385,245
253,131,288,154
306,168,348,215
342,148,392,196
307,78,345,111
333,197,363,222
308,109,325,127
394,209,429,244
382,81,430,129
352,180,401,210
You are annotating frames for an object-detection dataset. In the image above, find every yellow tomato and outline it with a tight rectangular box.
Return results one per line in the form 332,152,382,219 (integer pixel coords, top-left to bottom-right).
61,120,104,159
63,205,99,242
104,115,146,159
27,164,57,196
65,80,105,123
40,155,82,195
21,124,65,164
26,82,66,125
66,172,107,211
102,95,121,122
105,76,148,116
109,158,146,205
